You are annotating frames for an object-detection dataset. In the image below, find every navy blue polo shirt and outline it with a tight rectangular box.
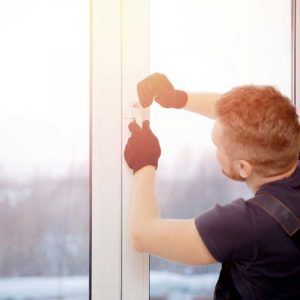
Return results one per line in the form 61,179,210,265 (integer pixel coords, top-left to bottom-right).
194,162,300,299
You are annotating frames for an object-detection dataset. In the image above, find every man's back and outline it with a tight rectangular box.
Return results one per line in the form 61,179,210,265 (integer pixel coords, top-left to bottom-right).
195,162,300,299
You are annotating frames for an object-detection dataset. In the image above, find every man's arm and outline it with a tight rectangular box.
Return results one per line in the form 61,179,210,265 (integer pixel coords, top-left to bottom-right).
183,92,221,119
129,165,217,265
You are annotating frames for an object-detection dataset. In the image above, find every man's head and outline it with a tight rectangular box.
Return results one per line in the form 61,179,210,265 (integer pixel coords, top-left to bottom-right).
212,85,300,180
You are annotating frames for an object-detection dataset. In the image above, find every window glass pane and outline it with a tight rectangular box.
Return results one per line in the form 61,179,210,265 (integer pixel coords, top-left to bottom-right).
0,1,90,298
149,0,291,299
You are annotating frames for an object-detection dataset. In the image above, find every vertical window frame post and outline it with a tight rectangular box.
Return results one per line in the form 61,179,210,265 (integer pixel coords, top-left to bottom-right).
292,0,300,111
121,0,150,299
91,0,149,299
91,0,122,299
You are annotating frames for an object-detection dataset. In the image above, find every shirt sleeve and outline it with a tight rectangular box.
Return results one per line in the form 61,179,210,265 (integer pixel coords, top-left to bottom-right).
194,198,256,263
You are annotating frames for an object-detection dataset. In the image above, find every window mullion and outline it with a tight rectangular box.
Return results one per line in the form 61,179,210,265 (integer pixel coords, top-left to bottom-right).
121,0,150,299
91,0,122,299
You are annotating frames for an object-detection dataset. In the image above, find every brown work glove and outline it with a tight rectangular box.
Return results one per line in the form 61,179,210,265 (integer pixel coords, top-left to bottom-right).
124,120,161,174
137,73,188,108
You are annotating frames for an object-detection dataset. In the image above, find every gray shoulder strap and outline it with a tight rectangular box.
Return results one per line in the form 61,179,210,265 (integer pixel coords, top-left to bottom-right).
248,193,300,236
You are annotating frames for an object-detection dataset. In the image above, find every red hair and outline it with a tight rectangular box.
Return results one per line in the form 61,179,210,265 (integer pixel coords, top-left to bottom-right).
215,85,300,176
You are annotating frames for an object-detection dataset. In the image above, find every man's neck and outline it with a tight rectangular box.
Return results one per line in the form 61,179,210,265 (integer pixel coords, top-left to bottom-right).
246,160,299,194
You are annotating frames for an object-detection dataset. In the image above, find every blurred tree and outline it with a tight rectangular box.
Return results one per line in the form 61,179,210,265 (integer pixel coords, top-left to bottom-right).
0,167,89,277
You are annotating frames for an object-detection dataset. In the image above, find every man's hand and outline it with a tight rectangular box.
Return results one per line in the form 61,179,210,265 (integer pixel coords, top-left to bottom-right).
124,120,161,174
137,73,188,109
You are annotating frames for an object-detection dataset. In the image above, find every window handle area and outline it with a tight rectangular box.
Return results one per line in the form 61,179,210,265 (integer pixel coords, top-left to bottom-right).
126,101,150,127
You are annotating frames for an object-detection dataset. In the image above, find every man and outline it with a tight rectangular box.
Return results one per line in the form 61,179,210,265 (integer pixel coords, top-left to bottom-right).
124,73,300,299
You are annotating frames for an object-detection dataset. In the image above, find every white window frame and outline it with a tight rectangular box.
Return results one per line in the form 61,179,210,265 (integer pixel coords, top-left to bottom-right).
90,0,122,297
91,0,149,299
292,0,300,112
90,1,299,299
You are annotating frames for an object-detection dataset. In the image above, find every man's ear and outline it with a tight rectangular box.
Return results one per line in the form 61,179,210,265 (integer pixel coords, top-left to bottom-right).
233,159,253,179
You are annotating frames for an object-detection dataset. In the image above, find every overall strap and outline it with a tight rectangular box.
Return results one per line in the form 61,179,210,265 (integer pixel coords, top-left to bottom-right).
248,193,300,249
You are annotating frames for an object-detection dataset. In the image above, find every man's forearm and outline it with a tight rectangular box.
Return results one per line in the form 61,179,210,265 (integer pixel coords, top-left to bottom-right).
183,92,221,119
129,166,161,246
